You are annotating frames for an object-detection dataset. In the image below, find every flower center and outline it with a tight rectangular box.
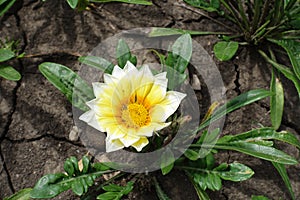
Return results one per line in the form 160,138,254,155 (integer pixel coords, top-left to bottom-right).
121,103,150,128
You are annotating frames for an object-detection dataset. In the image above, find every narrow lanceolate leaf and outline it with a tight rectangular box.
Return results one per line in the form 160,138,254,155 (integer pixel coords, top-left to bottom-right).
197,89,271,132
272,162,295,200
0,65,21,81
39,62,95,111
148,27,228,37
0,48,15,62
4,188,32,200
78,56,114,74
213,142,298,165
218,127,300,149
269,39,300,80
89,0,152,5
66,0,78,9
270,72,284,130
213,41,239,61
259,50,300,99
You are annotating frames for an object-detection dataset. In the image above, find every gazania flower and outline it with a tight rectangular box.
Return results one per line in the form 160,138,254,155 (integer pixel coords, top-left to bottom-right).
79,61,186,152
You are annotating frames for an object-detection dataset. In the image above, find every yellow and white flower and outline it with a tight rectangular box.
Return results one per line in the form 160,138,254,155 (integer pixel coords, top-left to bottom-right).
79,61,186,152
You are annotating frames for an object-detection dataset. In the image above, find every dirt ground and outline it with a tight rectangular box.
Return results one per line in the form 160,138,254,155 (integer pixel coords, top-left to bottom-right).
0,0,300,199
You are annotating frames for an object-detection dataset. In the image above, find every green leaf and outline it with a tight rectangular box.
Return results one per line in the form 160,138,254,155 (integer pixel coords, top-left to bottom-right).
272,162,295,200
270,72,284,130
153,177,171,200
78,56,114,74
102,184,124,192
0,65,21,81
39,62,95,111
4,188,32,200
160,149,175,175
218,127,300,149
97,182,134,200
213,41,239,61
217,163,254,182
89,0,152,5
198,89,272,132
67,0,78,9
148,27,228,37
213,142,297,165
207,173,222,191
184,162,253,192
0,48,15,62
0,0,16,16
31,156,109,198
64,159,75,177
186,171,211,200
270,39,300,80
251,195,270,200
30,173,69,198
165,34,192,89
259,50,300,98
116,39,137,68
184,149,200,161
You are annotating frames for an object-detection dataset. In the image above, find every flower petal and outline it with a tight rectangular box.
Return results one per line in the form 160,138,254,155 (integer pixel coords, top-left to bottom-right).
103,74,119,85
131,137,149,152
118,132,140,147
106,138,124,152
79,110,104,132
106,126,126,140
92,82,105,98
150,91,186,122
137,122,171,137
124,61,138,73
112,65,125,77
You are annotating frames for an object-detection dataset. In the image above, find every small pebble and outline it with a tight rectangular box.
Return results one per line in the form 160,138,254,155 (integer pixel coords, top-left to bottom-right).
69,125,79,141
192,74,201,90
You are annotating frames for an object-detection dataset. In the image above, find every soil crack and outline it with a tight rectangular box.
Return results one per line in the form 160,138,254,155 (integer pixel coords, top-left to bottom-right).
0,148,15,193
233,64,241,95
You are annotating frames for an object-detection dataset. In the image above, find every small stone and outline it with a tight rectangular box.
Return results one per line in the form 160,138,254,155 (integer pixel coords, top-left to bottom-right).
69,126,79,141
191,74,201,90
